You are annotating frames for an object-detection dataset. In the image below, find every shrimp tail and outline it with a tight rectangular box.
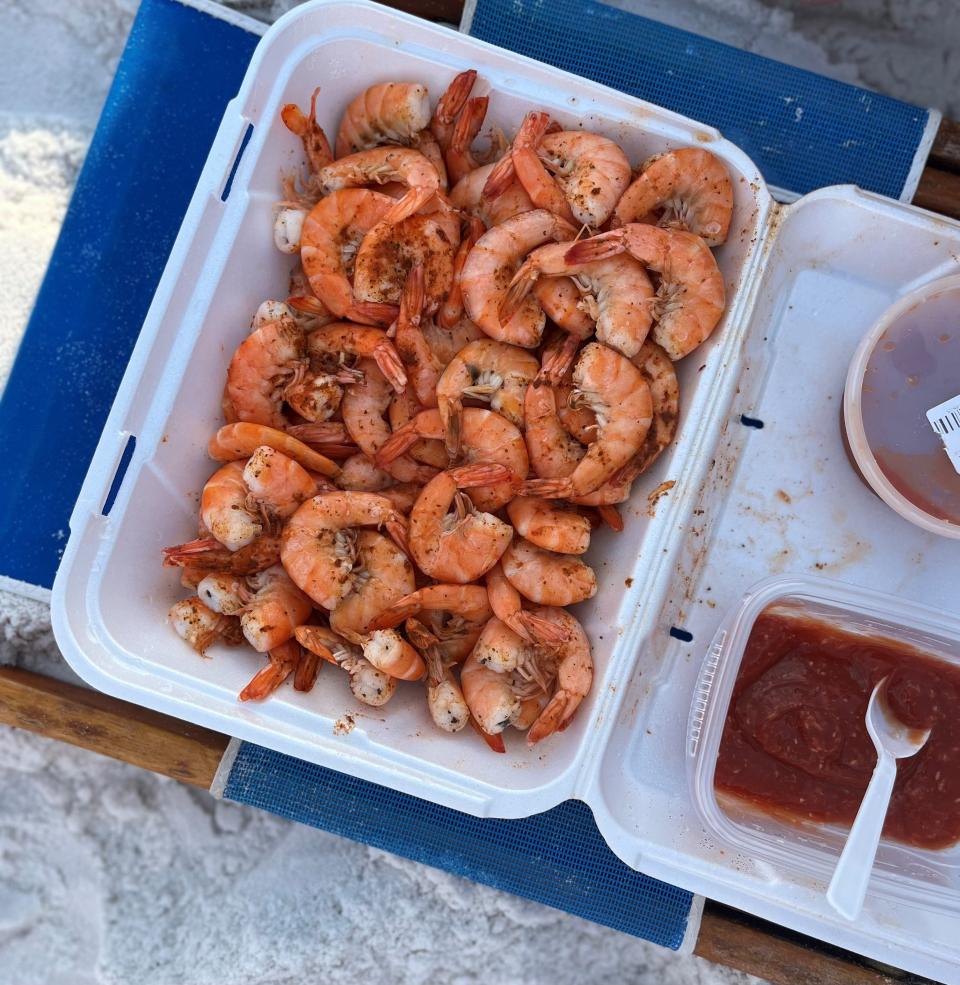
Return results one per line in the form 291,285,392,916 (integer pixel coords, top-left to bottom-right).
564,232,625,265
482,153,516,199
517,611,571,649
294,646,322,691
346,301,401,327
280,102,308,137
450,462,514,489
385,518,410,559
372,339,408,392
375,422,419,466
438,216,486,329
294,625,339,664
499,262,537,324
239,642,300,701
537,333,580,384
526,689,573,745
470,715,506,753
435,69,477,127
368,595,419,631
384,186,437,225
597,504,624,532
162,538,220,567
443,396,464,458
287,294,331,317
518,476,572,499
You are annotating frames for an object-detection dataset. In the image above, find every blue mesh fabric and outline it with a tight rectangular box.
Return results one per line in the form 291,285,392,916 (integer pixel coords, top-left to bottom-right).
225,743,694,948
468,0,931,200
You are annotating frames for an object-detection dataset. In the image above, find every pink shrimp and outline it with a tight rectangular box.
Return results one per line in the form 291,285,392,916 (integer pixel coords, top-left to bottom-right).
484,561,570,648
445,96,490,185
281,87,334,177
299,188,400,326
306,322,407,393
407,464,515,583
565,225,725,360
393,265,443,409
613,148,733,246
437,215,486,330
429,70,477,151
240,565,313,653
500,536,597,607
460,209,578,348
168,597,243,655
238,639,304,701
506,497,591,555
336,82,432,157
208,423,340,479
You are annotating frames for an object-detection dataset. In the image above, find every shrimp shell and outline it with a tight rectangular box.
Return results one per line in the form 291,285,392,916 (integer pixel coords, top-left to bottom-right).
500,536,597,607
335,82,431,157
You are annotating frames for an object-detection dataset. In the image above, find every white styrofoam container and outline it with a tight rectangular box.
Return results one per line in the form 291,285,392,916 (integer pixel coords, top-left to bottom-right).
50,2,960,980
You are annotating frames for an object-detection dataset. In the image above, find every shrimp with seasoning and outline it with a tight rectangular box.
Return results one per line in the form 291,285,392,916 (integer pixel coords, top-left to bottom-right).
242,445,318,522
485,561,570,648
460,650,521,736
306,322,407,393
429,70,477,151
405,618,470,733
162,535,282,576
514,120,631,228
388,390,448,468
420,313,485,367
613,147,733,246
340,359,438,484
361,629,425,681
335,82,431,157
328,530,415,642
392,265,444,408
281,87,334,178
238,638,304,701
315,147,444,225
461,209,578,347
437,216,485,330
450,162,535,228
223,314,307,429
500,536,597,606
565,225,725,361
372,584,492,640
521,343,652,498
377,407,527,510
523,382,585,480
209,423,340,479
435,339,539,457
503,243,654,358
295,625,397,706
299,188,400,326
506,496,591,555
445,96,492,186
526,606,593,745
407,464,514,583
280,491,408,609
200,461,262,552
168,597,242,654
353,212,459,313
239,565,313,652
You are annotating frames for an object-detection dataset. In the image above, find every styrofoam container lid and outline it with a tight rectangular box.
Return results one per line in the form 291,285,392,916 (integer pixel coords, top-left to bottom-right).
844,273,960,538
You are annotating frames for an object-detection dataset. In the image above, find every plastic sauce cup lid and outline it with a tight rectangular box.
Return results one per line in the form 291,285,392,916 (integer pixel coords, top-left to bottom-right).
843,273,960,538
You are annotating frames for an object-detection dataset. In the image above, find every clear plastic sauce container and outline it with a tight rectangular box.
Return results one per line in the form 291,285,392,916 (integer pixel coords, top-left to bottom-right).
844,273,960,536
688,575,960,912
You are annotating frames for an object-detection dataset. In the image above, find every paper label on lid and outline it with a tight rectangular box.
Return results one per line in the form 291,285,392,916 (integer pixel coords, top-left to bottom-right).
926,395,960,476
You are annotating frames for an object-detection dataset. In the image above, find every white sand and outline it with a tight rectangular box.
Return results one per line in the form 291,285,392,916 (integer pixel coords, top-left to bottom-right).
1,1,956,981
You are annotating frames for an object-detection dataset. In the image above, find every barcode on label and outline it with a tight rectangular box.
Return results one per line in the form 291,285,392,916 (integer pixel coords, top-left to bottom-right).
926,395,960,476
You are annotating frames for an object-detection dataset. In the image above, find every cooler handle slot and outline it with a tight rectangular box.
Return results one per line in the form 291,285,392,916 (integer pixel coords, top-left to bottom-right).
100,434,138,517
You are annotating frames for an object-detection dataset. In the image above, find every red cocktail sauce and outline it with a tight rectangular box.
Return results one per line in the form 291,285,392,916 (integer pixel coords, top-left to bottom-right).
715,609,960,849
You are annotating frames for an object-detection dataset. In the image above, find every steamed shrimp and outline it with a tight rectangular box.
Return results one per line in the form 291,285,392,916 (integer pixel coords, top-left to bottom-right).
335,82,431,157
435,339,539,457
162,535,282,576
500,536,597,606
565,225,725,360
279,491,408,609
240,565,313,652
296,624,397,706
504,243,654,358
299,188,399,326
522,343,652,498
371,583,492,635
450,162,535,227
484,561,570,649
523,382,585,480
281,87,334,178
460,209,578,347
430,70,477,151
242,445,318,521
525,606,593,745
353,212,459,313
613,147,733,246
340,359,438,484
437,215,485,330
306,322,407,393
445,96,492,185
328,530,416,642
460,649,521,735
209,423,340,479
200,461,262,552
314,147,443,225
506,497,591,555
168,597,242,654
392,265,444,409
238,638,305,701
376,407,527,510
361,628,426,681
223,314,306,429
407,464,514,583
